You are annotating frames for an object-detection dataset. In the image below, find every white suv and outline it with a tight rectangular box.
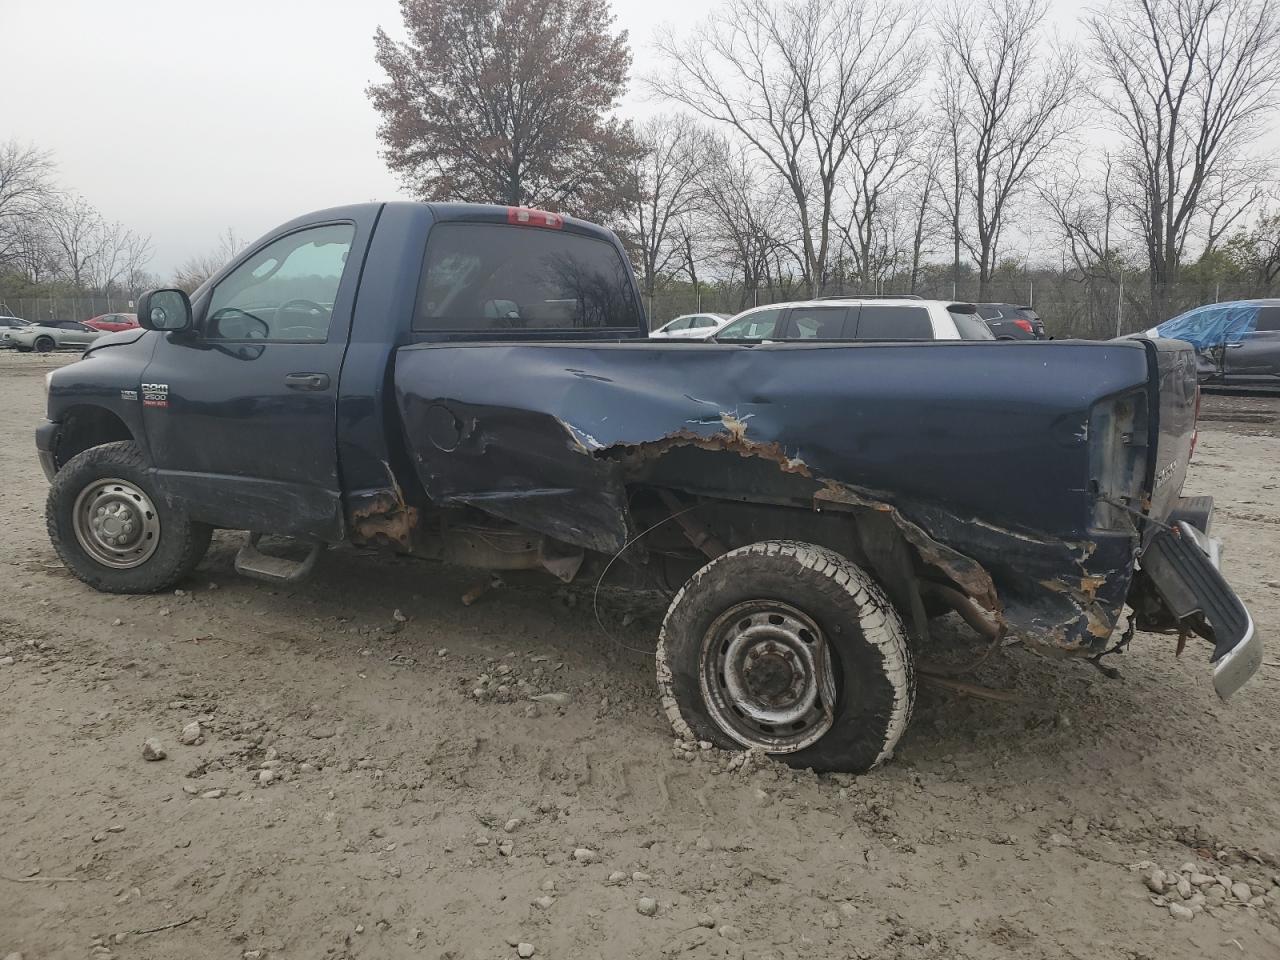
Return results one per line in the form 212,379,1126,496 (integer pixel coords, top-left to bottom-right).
708,298,996,342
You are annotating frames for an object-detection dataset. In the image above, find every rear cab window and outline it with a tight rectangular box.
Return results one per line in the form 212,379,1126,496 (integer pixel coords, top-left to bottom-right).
414,223,640,333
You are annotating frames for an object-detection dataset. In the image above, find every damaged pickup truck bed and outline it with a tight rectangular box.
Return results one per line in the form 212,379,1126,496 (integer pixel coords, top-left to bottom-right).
37,201,1262,772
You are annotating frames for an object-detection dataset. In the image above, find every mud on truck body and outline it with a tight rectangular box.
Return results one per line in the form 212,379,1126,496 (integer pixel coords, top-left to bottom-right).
37,202,1262,772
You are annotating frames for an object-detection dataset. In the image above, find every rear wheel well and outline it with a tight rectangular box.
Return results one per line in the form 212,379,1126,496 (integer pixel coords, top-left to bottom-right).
54,406,135,471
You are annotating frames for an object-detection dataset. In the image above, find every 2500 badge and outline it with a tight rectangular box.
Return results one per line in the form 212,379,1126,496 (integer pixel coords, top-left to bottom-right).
141,383,169,408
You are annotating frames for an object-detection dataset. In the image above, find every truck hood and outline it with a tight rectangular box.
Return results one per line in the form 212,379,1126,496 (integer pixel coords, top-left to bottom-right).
84,327,149,355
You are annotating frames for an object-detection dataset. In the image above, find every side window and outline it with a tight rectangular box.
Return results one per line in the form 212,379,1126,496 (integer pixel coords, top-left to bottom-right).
949,309,997,340
205,223,354,342
784,306,849,339
665,317,692,332
690,316,714,329
1255,307,1280,332
714,308,784,339
855,305,933,340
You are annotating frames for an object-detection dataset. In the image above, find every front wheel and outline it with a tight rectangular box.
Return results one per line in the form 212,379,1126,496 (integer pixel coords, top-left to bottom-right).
47,441,212,593
33,336,55,353
657,540,914,773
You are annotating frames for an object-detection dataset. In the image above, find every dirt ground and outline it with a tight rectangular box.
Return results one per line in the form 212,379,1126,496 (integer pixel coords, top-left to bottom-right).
1,349,1278,960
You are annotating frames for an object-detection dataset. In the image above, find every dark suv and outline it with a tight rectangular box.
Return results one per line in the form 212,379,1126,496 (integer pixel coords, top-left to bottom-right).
975,303,1047,339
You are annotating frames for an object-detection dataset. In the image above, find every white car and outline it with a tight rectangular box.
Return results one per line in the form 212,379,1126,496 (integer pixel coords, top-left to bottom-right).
6,320,102,353
649,312,729,339
710,298,996,342
0,315,32,349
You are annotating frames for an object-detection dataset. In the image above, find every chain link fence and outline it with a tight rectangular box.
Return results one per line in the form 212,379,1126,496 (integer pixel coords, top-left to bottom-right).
644,276,1280,340
0,295,139,323
6,279,1274,339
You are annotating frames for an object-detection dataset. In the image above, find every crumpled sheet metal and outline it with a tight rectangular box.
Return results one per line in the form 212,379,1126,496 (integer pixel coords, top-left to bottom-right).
394,341,1147,655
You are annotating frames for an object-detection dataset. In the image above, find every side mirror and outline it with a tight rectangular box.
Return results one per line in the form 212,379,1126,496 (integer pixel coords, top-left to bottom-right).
138,288,193,333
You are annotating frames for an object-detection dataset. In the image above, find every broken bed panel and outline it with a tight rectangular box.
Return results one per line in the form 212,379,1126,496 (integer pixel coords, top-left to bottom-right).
393,339,1160,653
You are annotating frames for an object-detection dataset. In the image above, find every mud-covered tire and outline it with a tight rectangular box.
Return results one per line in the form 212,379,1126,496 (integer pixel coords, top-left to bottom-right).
657,540,914,773
47,441,212,594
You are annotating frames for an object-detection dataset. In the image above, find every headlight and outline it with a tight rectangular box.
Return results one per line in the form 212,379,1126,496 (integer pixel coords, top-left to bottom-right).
44,371,53,398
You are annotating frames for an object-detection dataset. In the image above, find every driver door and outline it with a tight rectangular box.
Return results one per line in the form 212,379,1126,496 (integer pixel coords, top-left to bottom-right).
139,221,359,540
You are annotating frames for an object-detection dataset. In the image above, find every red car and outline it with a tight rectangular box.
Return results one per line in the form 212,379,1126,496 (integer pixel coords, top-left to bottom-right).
84,312,140,333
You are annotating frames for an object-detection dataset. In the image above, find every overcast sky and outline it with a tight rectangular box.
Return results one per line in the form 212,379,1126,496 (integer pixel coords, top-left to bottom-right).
6,0,1083,277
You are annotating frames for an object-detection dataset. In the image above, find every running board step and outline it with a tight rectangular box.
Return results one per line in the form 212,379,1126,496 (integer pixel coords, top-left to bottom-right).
234,533,321,583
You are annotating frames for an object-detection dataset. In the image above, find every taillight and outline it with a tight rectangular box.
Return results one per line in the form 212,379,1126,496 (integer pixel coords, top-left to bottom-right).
507,207,564,229
1190,385,1201,460
1014,318,1034,333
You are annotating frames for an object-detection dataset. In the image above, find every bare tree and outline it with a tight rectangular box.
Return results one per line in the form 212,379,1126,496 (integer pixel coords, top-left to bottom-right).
8,219,61,284
173,228,243,293
1224,201,1280,284
834,108,921,288
937,0,1078,299
1087,0,1280,310
696,137,800,306
905,137,948,293
0,140,58,268
1039,157,1122,281
624,114,712,302
121,231,155,295
652,0,919,295
44,194,106,289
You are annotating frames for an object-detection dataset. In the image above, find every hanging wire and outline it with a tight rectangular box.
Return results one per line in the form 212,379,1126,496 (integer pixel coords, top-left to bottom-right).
591,504,699,656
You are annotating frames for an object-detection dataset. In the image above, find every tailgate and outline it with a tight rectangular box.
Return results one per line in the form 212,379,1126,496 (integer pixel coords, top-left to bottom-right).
1141,338,1198,533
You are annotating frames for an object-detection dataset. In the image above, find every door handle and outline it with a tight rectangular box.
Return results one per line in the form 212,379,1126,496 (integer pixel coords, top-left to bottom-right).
284,372,330,390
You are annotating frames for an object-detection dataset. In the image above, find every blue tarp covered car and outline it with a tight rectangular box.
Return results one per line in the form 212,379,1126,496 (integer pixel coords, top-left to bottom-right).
1139,299,1280,388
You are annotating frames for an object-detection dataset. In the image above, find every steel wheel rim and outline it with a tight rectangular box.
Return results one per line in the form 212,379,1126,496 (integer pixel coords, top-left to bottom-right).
699,600,837,753
71,477,161,569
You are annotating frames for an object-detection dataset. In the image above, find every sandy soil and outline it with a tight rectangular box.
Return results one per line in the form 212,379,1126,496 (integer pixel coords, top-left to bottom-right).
1,350,1278,960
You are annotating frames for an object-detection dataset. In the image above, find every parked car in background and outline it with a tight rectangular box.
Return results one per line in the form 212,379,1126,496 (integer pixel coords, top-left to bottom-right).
649,312,729,339
0,315,33,348
7,320,102,353
712,298,996,341
1134,300,1280,390
85,312,140,333
975,303,1047,339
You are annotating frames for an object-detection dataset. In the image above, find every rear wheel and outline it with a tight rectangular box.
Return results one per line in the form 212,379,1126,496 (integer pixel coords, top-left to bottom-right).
33,336,55,353
47,441,211,593
657,540,914,773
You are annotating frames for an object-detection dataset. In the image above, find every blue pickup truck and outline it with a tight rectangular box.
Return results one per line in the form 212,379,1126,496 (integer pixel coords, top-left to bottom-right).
36,202,1261,771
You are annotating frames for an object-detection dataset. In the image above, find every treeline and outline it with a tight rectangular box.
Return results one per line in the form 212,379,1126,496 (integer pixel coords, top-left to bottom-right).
372,0,1280,331
0,140,156,314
